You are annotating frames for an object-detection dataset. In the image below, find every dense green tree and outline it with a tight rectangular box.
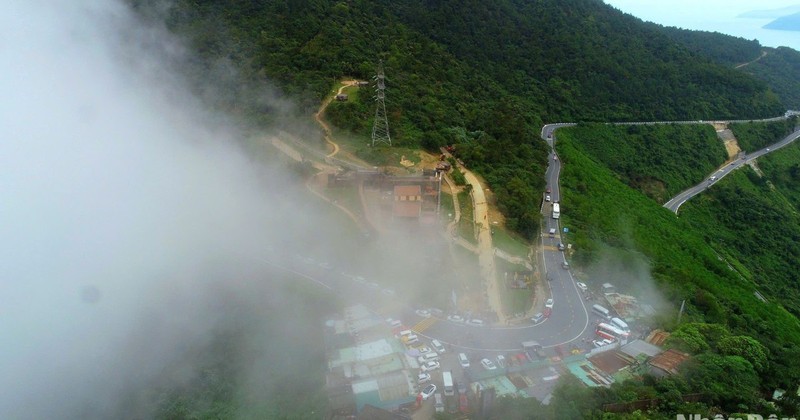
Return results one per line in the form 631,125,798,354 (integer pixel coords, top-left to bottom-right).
718,335,768,372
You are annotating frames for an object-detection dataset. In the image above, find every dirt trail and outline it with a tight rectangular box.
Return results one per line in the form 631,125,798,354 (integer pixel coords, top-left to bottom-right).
315,80,356,158
735,50,767,69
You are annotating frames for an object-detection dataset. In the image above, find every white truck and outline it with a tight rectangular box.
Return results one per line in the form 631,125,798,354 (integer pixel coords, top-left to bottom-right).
443,371,454,396
552,202,560,219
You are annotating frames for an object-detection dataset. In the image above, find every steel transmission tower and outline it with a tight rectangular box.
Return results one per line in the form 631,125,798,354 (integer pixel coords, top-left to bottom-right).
371,62,391,147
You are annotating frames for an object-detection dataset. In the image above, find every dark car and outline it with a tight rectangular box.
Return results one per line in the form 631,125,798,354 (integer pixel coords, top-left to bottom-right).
546,187,552,194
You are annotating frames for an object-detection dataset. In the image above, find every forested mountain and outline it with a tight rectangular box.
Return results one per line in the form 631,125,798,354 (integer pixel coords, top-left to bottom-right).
133,0,796,238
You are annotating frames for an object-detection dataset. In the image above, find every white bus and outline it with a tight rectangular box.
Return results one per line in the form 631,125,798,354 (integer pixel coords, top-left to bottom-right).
442,371,454,396
552,202,560,219
596,323,630,341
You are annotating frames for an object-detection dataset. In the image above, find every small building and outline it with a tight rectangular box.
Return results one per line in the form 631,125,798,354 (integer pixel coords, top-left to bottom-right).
648,349,691,377
336,93,349,101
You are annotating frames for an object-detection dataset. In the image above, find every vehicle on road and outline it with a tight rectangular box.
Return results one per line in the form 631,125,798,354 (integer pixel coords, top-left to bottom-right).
576,282,588,292
552,202,560,219
522,341,546,359
561,261,570,270
593,338,615,348
543,307,552,318
431,339,446,354
709,176,717,182
558,242,565,251
549,228,556,237
531,312,544,323
545,194,551,202
546,187,551,194
496,354,506,368
447,315,465,323
421,384,437,400
385,318,402,328
415,309,431,318
767,148,771,151
466,318,484,327
480,358,497,370
418,373,431,384
434,393,444,412
592,304,611,320
459,394,469,413
545,298,554,308
443,371,454,396
421,361,441,372
611,317,630,332
596,323,630,341
458,353,470,368
418,352,440,364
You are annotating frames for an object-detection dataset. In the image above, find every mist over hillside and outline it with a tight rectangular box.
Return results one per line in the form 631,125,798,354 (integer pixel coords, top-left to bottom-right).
0,1,339,417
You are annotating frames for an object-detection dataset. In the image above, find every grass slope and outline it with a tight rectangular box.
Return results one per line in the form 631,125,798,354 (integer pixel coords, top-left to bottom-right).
557,126,800,390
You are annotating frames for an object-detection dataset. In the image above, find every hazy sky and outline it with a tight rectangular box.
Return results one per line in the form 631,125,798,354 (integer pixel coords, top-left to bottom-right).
606,1,800,49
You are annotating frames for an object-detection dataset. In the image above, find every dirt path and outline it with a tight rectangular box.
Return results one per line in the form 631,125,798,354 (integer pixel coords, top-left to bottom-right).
314,80,356,158
735,50,767,69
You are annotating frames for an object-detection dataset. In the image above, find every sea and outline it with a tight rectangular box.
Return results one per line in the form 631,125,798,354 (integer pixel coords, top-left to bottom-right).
668,14,800,52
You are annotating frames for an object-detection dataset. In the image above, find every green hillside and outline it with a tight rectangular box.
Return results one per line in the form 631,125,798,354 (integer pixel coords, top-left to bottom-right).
557,124,800,415
560,123,727,203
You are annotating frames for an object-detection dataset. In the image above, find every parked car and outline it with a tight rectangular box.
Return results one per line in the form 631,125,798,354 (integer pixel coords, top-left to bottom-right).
431,339,446,354
447,315,465,323
418,373,431,384
421,384,437,400
576,282,588,292
421,361,441,372
415,309,431,318
592,339,615,348
545,298,554,308
467,318,484,327
458,353,470,368
558,242,565,251
480,358,497,370
562,261,570,270
531,312,544,323
546,187,552,194
545,195,551,202
497,355,506,368
385,318,402,328
543,308,552,318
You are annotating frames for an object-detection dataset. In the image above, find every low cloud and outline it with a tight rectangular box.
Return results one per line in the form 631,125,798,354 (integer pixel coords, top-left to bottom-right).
0,1,323,417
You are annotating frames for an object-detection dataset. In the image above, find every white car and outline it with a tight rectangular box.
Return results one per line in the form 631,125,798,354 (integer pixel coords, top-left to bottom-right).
545,195,551,202
545,298,554,308
467,318,484,327
480,358,497,370
592,338,615,348
531,312,544,324
421,361,441,372
431,339,446,354
496,355,506,368
576,282,588,292
421,384,437,400
447,315,465,323
385,318,402,328
415,309,431,318
418,373,431,384
458,353,470,368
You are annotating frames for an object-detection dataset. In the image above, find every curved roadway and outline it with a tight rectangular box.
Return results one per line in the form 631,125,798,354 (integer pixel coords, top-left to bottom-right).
665,127,800,212
265,111,798,357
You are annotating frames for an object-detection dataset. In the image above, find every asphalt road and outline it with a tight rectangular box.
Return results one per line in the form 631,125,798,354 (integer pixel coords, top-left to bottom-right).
664,127,800,213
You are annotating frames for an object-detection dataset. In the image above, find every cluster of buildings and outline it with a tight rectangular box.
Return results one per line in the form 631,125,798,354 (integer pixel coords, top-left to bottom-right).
324,305,420,418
